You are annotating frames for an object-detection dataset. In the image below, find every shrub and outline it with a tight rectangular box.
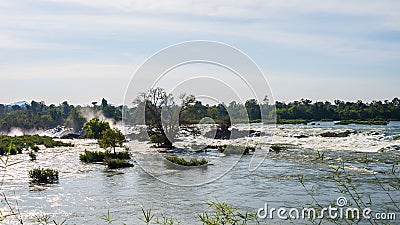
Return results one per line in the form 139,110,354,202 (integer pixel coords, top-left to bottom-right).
166,156,208,166
334,119,388,125
0,135,72,155
79,150,107,163
111,151,131,160
269,144,287,153
104,158,133,169
222,145,254,155
28,151,37,161
29,168,59,184
277,119,309,124
79,150,131,163
31,145,40,152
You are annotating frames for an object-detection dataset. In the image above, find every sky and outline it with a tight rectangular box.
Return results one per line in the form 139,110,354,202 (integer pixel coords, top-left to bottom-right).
0,0,399,105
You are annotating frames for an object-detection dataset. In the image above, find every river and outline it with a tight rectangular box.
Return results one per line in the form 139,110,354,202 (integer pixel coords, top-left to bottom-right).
1,122,399,224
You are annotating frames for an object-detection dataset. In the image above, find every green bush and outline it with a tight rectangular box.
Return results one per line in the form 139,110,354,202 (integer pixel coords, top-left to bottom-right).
166,156,208,166
111,151,131,160
222,145,254,155
335,119,388,125
277,119,309,124
29,168,59,184
79,150,131,163
79,150,107,163
28,151,37,161
104,158,133,169
31,145,40,152
0,135,72,155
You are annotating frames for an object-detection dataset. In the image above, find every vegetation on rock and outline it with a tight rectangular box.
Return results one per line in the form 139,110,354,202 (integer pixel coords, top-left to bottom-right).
29,167,59,184
166,156,208,166
103,158,133,169
0,135,72,155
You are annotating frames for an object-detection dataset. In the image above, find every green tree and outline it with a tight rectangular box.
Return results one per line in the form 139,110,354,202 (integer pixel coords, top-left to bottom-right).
101,98,108,108
65,108,86,131
99,128,126,154
83,118,110,139
245,99,261,121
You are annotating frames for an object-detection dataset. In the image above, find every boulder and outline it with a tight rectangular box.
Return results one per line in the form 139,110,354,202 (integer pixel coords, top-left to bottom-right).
320,130,354,138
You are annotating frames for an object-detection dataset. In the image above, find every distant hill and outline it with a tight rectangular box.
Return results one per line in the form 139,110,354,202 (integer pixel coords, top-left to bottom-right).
7,101,29,107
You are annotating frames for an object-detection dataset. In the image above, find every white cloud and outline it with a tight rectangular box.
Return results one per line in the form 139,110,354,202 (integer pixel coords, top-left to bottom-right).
1,10,399,61
39,0,400,20
0,63,135,79
0,0,398,59
0,0,397,60
0,34,43,49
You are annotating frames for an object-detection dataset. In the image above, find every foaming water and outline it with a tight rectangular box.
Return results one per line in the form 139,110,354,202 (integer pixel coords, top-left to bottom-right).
0,122,399,224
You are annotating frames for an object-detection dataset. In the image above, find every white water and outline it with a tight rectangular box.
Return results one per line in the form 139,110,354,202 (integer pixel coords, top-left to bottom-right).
0,122,399,224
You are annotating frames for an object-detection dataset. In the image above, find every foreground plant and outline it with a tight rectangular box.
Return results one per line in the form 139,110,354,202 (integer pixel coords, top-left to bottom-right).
1,142,24,223
103,201,259,225
298,155,400,225
198,201,260,225
30,214,67,225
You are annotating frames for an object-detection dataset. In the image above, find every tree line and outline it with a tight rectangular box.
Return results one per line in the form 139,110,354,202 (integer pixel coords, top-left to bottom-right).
0,98,122,132
125,93,400,126
1,94,399,133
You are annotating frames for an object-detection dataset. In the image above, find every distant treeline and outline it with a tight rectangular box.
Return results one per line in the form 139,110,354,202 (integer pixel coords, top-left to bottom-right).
1,97,399,132
170,97,400,124
275,98,400,122
0,98,121,132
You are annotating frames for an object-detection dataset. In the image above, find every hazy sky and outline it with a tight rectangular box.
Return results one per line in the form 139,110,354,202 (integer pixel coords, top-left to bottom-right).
0,0,399,105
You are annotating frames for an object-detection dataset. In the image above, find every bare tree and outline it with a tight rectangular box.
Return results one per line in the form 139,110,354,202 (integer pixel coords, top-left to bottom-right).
134,88,195,149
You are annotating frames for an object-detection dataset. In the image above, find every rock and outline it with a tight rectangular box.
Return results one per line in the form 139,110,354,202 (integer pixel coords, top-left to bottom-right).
294,134,309,139
60,133,81,139
269,144,288,153
248,131,261,137
320,130,354,138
